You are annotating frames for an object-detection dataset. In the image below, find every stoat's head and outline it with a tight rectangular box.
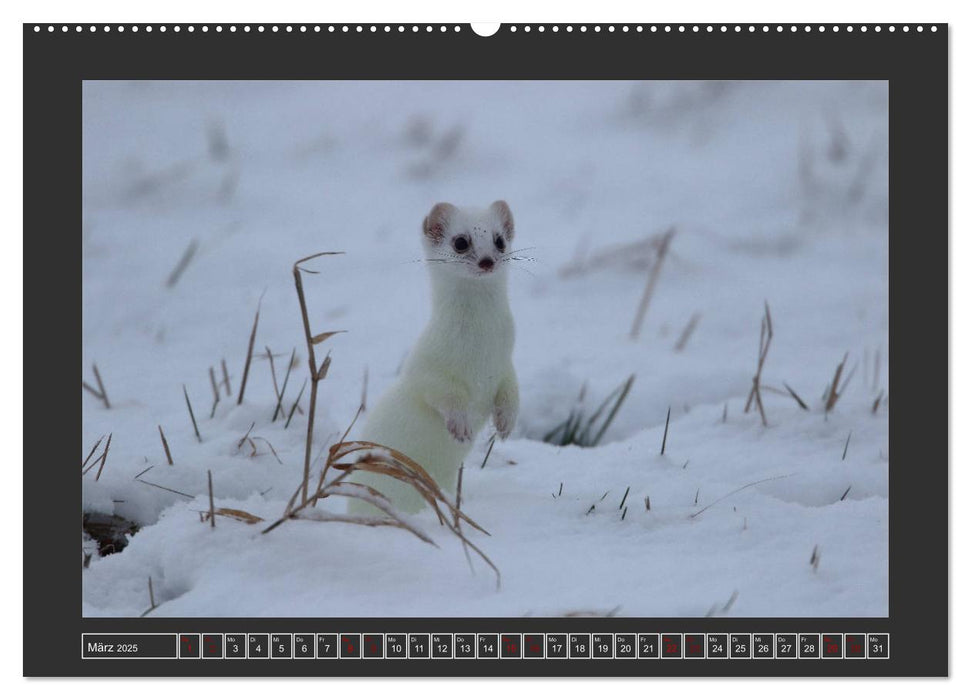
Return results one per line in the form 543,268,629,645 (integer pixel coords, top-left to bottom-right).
421,201,515,280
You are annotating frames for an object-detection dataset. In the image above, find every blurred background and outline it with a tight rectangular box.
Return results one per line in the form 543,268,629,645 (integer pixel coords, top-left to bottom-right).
83,80,888,449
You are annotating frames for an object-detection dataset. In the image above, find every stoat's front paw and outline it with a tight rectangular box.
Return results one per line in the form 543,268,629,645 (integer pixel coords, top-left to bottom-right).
493,405,517,440
446,413,473,443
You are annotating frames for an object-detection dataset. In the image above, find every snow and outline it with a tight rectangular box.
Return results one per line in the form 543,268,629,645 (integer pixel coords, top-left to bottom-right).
82,80,888,617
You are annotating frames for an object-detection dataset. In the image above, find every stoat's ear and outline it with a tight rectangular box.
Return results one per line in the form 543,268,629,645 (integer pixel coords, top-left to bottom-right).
490,200,514,241
423,202,457,244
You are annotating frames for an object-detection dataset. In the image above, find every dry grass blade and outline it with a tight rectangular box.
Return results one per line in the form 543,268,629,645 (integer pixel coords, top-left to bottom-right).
158,425,173,465
92,363,111,409
292,252,344,503
744,302,773,426
872,389,884,414
480,433,497,470
220,358,232,397
296,510,436,540
629,227,675,340
265,345,280,404
183,384,201,442
136,477,194,499
310,405,363,506
81,435,105,471
212,507,264,524
94,433,113,481
311,330,347,345
251,436,284,465
269,438,500,588
165,238,199,288
783,382,809,410
83,363,111,409
824,352,849,412
674,312,701,352
272,348,297,422
842,431,852,461
208,366,220,419
838,360,858,396
207,470,215,529
236,298,262,405
689,473,792,518
285,379,308,429
591,374,635,446
360,366,369,412
455,461,474,571
619,486,630,511
660,406,671,455
140,576,159,617
236,421,255,451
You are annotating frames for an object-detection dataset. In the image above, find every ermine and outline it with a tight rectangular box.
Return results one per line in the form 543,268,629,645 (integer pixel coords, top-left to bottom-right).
351,201,519,514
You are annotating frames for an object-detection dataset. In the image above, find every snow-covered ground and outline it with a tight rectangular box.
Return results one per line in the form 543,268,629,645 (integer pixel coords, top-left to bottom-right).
82,80,889,617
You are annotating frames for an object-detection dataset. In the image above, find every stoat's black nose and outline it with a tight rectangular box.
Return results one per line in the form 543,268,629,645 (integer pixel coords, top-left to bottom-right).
478,257,495,271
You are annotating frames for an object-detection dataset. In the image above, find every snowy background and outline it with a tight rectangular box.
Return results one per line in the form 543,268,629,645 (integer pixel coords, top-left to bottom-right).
81,80,888,618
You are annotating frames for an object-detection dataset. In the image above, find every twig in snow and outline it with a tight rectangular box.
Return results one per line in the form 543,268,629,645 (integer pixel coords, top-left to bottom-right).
480,433,497,469
158,425,173,465
236,297,262,405
619,486,630,511
783,382,809,410
183,384,201,442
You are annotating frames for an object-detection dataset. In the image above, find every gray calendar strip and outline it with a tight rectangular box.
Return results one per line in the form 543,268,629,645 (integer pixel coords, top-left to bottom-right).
82,633,889,660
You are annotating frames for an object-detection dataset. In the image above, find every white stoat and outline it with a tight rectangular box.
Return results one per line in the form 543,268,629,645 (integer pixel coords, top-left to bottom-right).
351,201,519,514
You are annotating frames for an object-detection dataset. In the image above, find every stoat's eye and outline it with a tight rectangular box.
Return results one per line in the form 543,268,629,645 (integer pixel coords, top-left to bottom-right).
494,234,506,252
452,235,470,253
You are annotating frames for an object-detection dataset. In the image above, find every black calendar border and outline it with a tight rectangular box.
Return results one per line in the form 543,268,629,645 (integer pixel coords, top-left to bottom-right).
23,22,948,678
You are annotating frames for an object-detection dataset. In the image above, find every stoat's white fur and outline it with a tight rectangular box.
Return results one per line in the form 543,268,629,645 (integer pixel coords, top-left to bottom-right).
351,201,519,514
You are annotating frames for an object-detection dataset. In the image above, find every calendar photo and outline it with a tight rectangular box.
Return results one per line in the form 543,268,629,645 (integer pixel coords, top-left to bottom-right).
80,78,889,619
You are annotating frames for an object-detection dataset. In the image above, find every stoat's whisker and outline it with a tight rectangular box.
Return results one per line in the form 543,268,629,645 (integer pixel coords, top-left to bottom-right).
503,246,537,257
